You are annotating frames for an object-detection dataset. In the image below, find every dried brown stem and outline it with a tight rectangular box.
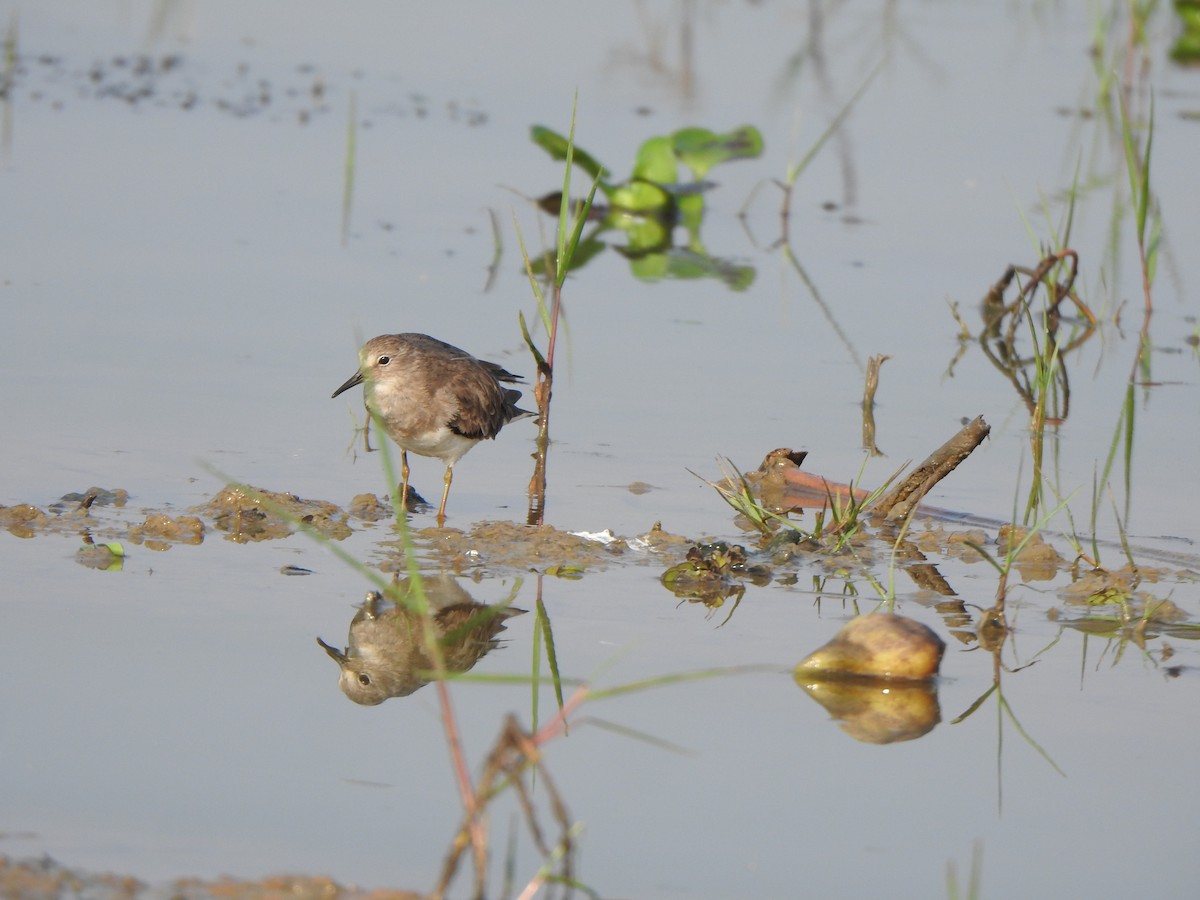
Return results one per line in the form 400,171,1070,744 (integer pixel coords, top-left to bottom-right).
874,416,991,521
433,680,487,900
861,354,889,456
526,365,552,527
526,275,562,526
432,712,576,900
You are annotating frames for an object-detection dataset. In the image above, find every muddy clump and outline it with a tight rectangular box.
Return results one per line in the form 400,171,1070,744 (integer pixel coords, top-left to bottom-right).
390,520,634,575
0,504,49,538
197,484,350,543
347,492,393,521
128,513,206,548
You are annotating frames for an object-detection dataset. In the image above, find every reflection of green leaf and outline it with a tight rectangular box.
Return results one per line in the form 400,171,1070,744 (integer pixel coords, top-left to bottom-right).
676,193,705,237
526,228,609,278
628,252,671,281
529,125,612,190
1171,5,1200,63
663,249,756,291
631,135,678,183
618,214,671,253
673,125,764,178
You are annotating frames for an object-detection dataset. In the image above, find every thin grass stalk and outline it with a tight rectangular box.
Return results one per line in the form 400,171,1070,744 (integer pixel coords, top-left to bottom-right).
1019,279,1065,524
522,95,599,526
946,841,984,900
530,595,544,735
1121,374,1136,519
536,583,567,721
1117,83,1157,315
778,60,882,238
482,207,503,292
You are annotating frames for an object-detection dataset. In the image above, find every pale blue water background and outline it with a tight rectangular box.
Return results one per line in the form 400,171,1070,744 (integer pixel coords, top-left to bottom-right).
1,3,1198,898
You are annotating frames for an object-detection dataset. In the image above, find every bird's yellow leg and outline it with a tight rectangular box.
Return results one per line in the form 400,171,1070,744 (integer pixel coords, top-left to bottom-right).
437,466,453,525
400,450,411,512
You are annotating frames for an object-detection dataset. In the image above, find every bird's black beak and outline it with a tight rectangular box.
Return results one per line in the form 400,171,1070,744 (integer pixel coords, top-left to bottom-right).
316,637,348,664
331,370,364,399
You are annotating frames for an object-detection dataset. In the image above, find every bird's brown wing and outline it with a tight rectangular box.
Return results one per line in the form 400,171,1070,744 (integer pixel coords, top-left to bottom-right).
447,364,521,440
480,359,525,385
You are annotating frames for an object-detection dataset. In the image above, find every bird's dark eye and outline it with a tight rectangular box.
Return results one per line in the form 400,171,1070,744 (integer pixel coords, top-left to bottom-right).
377,355,391,366
358,673,372,685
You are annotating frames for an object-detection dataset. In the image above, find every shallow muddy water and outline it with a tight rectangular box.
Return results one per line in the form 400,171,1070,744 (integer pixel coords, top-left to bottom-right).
2,3,1199,899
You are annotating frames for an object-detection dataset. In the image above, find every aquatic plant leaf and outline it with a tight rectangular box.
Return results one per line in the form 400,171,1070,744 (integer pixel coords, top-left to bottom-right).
609,178,673,213
672,125,764,178
529,125,611,190
518,311,547,369
559,170,604,287
630,135,678,184
660,560,745,608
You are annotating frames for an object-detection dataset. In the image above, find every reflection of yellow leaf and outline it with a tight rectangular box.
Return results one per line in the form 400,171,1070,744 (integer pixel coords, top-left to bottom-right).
544,565,585,580
1086,586,1131,606
75,543,125,572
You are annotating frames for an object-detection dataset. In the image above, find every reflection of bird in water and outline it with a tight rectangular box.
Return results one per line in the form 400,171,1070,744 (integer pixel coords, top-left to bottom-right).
317,576,524,705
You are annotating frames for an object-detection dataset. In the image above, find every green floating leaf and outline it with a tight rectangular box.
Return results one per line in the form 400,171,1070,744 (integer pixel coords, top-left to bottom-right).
529,125,611,189
630,134,678,184
672,125,764,179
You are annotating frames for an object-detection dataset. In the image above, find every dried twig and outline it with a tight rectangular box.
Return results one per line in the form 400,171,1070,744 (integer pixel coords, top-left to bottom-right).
873,416,990,521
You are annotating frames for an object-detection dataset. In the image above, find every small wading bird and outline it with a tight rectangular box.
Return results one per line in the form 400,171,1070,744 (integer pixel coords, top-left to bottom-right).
332,333,533,523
